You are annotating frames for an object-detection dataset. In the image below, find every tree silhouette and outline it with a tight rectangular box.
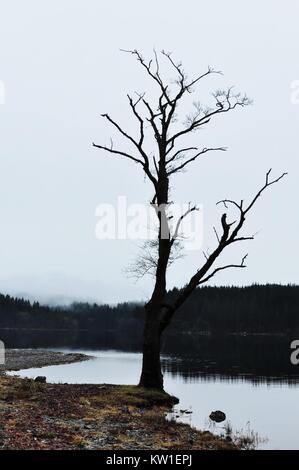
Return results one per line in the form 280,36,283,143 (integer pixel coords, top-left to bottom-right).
93,50,286,390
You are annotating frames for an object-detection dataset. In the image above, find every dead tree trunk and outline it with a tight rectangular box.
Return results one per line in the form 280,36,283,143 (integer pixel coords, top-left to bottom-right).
93,49,286,391
139,173,171,389
139,306,163,389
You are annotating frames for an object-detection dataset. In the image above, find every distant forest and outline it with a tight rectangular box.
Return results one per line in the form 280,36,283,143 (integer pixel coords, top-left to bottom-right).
0,284,298,335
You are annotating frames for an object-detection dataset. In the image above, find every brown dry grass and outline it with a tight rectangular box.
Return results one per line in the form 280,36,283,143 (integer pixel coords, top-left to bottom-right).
0,375,237,450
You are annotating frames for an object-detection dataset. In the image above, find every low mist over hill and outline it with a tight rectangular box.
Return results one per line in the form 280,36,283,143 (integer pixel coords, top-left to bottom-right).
0,284,298,336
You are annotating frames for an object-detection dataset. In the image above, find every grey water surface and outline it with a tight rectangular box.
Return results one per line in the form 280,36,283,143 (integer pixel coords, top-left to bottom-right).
9,347,299,450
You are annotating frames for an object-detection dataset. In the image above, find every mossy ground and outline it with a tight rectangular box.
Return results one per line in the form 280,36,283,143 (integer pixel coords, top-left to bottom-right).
0,375,237,450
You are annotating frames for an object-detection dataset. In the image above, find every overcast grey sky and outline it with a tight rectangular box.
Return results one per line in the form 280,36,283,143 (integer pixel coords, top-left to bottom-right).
0,0,298,304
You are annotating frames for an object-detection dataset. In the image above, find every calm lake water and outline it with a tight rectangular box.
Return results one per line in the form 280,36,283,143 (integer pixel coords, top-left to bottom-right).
8,345,299,450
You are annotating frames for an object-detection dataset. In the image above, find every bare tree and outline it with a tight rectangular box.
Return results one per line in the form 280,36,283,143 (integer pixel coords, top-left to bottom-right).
93,50,286,390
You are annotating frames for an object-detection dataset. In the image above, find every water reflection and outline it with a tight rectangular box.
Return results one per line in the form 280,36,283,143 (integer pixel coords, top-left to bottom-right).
162,359,299,386
9,348,299,450
1,328,299,386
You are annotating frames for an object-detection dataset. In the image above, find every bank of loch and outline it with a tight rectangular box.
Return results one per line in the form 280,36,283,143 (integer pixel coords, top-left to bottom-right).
2,348,92,371
0,375,236,450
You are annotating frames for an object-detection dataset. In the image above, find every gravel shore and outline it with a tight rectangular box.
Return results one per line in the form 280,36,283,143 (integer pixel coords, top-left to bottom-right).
0,349,238,450
0,376,237,450
0,349,92,372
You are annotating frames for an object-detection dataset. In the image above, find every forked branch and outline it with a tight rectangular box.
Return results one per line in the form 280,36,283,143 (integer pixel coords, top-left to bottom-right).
198,254,248,285
166,170,287,317
167,147,227,175
170,204,199,246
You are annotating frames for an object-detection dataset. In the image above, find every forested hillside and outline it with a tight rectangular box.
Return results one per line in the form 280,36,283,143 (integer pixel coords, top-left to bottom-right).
0,284,298,335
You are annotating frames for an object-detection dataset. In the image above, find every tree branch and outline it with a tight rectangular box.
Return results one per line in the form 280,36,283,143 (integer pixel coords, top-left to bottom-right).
197,254,248,285
92,142,143,165
166,170,287,318
93,112,158,189
100,113,148,160
166,147,198,165
127,93,145,147
244,168,288,215
166,89,251,148
217,169,288,244
170,204,199,246
121,49,172,106
167,147,227,175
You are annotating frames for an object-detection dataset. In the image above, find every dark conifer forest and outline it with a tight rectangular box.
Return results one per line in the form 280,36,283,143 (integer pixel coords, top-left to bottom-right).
0,284,298,336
